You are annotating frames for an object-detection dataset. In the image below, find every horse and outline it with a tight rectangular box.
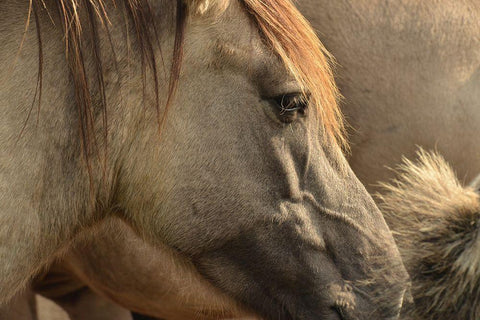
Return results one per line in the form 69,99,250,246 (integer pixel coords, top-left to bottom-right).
24,1,480,319
379,150,480,320
17,1,480,319
32,218,253,319
0,0,409,319
25,152,480,320
299,2,480,318
297,0,480,191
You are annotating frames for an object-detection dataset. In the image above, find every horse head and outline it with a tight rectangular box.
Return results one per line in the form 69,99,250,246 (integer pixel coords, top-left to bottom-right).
1,0,408,318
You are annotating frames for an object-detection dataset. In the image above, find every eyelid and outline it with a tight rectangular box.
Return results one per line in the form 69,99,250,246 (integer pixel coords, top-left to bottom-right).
260,81,303,99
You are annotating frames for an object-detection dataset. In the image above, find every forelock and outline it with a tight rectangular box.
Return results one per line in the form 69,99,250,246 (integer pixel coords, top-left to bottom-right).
242,0,346,149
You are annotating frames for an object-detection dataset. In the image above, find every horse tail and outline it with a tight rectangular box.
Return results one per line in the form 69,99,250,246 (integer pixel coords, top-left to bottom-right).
377,149,480,320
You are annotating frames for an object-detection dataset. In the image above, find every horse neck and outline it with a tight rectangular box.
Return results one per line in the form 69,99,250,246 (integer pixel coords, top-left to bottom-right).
0,1,157,304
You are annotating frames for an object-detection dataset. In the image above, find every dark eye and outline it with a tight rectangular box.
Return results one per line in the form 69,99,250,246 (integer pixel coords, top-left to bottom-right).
272,93,309,123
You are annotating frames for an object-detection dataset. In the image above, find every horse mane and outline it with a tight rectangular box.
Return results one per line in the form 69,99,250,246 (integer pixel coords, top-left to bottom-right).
26,0,345,169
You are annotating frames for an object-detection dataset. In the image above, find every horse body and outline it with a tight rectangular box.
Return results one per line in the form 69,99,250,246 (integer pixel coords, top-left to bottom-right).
0,1,407,319
298,0,480,190
17,1,480,319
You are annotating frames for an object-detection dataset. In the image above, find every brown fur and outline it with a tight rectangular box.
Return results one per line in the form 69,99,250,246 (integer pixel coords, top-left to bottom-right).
378,150,480,320
41,218,256,319
0,291,37,320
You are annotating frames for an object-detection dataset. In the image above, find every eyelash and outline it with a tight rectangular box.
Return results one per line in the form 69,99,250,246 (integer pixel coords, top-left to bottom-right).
272,93,309,122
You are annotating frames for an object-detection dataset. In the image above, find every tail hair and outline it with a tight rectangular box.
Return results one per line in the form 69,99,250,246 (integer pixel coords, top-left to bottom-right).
377,149,480,320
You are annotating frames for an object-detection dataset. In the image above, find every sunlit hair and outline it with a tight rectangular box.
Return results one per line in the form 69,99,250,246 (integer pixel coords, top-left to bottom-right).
243,0,345,148
378,149,480,320
27,0,346,172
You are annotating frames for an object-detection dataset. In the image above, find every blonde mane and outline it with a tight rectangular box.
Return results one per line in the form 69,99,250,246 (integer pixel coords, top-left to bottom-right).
26,0,345,157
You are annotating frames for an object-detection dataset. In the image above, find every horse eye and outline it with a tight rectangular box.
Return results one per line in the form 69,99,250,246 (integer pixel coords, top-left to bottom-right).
272,93,309,122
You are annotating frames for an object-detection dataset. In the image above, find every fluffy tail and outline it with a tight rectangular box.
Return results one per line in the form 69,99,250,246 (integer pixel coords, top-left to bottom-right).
377,149,480,320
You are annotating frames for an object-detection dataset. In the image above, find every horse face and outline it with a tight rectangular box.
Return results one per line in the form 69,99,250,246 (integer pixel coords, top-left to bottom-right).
118,1,408,319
